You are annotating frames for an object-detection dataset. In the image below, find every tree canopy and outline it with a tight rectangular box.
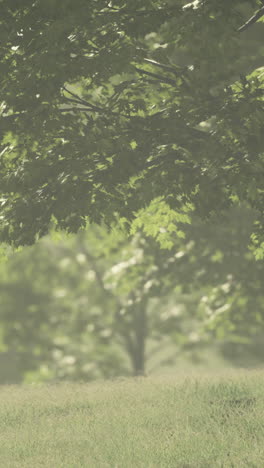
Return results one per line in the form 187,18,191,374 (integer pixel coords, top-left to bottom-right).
1,0,264,248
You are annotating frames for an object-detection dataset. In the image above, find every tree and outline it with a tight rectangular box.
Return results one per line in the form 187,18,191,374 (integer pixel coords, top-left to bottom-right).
0,204,263,382
0,224,204,380
0,0,263,252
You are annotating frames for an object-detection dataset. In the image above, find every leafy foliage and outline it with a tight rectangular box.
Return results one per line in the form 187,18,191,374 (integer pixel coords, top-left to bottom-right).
0,224,203,380
0,205,263,382
0,0,264,382
0,0,263,251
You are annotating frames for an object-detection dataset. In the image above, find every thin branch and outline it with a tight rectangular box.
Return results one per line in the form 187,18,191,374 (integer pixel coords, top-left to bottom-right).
238,6,264,32
62,97,88,106
79,241,136,359
62,87,131,117
98,6,179,17
62,86,95,108
59,107,101,113
143,58,183,74
134,67,177,85
59,105,130,119
62,96,104,112
82,249,111,297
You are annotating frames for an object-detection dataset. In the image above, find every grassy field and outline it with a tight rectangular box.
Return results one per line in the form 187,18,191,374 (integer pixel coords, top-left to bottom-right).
0,371,263,467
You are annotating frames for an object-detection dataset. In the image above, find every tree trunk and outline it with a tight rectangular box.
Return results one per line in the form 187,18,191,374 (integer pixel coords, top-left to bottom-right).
131,302,147,376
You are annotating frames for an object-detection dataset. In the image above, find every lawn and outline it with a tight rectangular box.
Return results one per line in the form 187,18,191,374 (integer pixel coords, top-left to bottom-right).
0,370,263,467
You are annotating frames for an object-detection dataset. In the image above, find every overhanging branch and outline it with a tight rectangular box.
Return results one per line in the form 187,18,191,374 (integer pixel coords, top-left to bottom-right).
134,66,177,85
238,5,264,32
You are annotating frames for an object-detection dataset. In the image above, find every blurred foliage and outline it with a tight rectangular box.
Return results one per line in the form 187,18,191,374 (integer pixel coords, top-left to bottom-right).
0,204,263,383
0,1,264,381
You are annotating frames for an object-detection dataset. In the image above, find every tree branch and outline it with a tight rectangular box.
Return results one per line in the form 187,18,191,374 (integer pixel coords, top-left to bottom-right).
143,58,183,75
62,87,111,113
238,6,264,32
59,105,130,119
98,6,179,17
62,87,131,118
134,67,177,85
77,237,137,359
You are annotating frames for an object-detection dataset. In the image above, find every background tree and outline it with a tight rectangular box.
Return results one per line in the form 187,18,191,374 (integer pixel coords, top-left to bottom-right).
0,204,263,383
0,224,202,381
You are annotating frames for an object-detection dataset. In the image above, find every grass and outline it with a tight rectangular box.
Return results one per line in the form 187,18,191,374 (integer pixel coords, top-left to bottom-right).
0,370,263,467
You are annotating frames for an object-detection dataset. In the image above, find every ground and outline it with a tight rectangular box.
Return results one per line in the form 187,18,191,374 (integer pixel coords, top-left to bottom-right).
0,370,263,467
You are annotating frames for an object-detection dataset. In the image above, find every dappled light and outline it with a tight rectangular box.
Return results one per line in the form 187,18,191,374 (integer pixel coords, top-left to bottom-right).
0,0,263,465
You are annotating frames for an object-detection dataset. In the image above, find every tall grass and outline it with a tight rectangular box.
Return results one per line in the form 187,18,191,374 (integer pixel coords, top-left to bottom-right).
0,370,263,467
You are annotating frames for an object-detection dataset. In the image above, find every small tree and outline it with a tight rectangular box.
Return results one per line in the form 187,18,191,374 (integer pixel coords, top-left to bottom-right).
1,204,263,382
